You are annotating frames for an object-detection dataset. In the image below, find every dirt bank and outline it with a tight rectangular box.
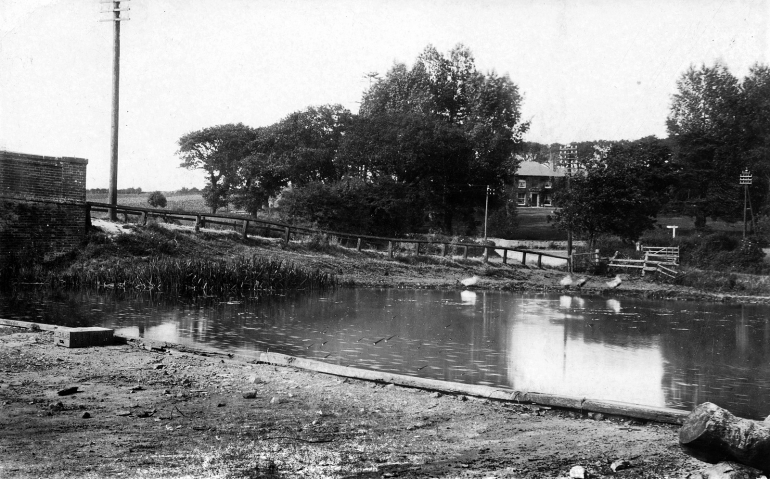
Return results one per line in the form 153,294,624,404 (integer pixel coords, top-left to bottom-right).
0,326,705,478
79,220,766,304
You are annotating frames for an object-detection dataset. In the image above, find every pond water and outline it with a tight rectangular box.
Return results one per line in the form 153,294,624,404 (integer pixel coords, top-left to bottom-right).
2,287,770,420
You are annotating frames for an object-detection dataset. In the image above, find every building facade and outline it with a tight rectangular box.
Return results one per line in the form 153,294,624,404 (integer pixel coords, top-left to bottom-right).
513,160,565,207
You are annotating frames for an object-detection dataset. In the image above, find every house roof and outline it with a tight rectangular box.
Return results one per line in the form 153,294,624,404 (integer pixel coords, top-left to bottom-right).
516,160,565,177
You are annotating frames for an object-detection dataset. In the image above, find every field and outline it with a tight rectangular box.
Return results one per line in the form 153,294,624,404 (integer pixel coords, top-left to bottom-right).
87,192,211,213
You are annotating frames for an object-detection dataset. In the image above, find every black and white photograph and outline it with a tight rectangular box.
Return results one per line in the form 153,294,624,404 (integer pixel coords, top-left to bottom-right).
1,0,770,477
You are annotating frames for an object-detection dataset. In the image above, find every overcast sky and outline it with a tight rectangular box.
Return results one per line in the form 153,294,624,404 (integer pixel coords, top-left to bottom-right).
1,0,768,191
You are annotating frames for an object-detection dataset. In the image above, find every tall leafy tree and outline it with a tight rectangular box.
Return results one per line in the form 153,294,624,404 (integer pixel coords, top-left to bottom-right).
340,44,528,233
666,63,744,226
554,137,675,247
233,105,353,216
177,123,255,213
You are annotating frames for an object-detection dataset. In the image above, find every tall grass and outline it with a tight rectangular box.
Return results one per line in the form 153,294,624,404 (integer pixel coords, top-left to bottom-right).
56,256,336,297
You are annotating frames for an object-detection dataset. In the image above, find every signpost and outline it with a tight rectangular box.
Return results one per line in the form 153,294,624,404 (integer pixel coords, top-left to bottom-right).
740,170,753,239
559,145,578,272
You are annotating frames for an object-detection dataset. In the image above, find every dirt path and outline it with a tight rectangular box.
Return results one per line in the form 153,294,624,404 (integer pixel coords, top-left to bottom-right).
0,326,705,478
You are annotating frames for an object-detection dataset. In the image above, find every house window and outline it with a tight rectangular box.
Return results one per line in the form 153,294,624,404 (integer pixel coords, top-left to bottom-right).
544,181,552,189
543,194,552,206
517,192,526,205
518,179,527,188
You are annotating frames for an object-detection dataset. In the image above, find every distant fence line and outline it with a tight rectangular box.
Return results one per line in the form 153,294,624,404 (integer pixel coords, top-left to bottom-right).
87,202,569,268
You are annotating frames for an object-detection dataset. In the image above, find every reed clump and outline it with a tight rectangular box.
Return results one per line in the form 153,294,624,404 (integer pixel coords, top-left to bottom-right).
56,255,336,297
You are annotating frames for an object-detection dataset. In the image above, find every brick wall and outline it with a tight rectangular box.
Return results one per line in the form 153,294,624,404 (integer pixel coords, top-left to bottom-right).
0,151,88,262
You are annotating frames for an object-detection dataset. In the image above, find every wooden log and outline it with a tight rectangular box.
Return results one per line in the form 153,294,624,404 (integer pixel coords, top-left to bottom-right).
679,402,770,474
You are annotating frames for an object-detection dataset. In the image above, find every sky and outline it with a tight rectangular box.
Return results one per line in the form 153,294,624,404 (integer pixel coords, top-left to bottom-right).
1,0,768,191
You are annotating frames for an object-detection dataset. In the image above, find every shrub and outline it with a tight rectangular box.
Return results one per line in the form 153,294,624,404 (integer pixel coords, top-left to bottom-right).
147,191,167,208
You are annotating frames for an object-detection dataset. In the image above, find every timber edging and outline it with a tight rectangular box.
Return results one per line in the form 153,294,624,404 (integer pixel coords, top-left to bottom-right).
1,317,690,425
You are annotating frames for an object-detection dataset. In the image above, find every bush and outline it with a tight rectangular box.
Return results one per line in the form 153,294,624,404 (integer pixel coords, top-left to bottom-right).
147,191,167,208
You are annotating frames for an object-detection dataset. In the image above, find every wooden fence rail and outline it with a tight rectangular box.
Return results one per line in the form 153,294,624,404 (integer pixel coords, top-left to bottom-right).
87,202,568,269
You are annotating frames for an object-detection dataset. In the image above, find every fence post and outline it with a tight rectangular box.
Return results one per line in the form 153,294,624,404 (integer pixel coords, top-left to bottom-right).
356,238,362,251
442,243,448,257
284,226,290,244
142,212,147,226
388,241,394,258
521,251,527,265
415,242,420,255
84,204,92,237
483,246,489,263
195,215,201,232
462,246,468,259
502,249,508,265
641,252,649,277
537,253,542,268
242,220,249,239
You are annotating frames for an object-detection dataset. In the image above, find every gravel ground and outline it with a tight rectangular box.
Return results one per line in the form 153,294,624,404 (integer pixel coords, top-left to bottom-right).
0,326,707,478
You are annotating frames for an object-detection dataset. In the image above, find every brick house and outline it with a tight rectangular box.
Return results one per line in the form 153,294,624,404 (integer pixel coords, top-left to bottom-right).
513,160,565,207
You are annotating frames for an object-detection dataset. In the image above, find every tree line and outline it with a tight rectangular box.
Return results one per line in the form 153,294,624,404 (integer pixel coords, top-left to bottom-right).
526,62,770,246
178,44,528,236
179,46,770,243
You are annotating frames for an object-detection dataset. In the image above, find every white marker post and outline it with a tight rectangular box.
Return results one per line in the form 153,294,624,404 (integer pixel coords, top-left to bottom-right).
666,225,678,238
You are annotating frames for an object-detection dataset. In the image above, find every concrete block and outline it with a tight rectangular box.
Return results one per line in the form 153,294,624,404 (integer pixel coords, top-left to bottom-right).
54,327,114,348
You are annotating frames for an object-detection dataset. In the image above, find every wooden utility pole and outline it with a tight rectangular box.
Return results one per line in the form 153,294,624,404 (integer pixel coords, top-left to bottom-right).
101,0,130,221
559,144,578,272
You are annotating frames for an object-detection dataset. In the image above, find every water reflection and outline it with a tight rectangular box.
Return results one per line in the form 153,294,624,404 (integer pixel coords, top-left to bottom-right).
2,288,770,419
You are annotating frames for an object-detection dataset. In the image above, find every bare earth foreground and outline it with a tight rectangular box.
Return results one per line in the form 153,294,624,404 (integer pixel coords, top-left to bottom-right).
0,325,706,479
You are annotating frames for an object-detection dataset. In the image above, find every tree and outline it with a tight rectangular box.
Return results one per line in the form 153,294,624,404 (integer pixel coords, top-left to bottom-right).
232,105,353,216
553,137,675,247
666,63,744,226
177,123,256,214
338,44,528,234
147,191,167,208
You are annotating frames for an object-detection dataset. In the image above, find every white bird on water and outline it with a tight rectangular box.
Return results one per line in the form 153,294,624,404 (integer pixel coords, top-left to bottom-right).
606,275,622,289
460,275,480,287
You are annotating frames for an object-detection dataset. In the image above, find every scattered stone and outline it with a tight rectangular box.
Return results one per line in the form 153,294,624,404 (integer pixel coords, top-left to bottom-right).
153,364,164,370
594,413,605,421
701,461,767,479
57,386,78,396
50,401,64,411
242,390,257,399
569,465,587,478
82,412,91,419
176,392,185,398
458,395,468,402
163,389,171,395
129,385,145,392
430,392,441,398
217,402,226,407
248,375,263,384
586,412,594,419
115,410,131,416
385,383,395,389
611,460,631,472
270,397,283,405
